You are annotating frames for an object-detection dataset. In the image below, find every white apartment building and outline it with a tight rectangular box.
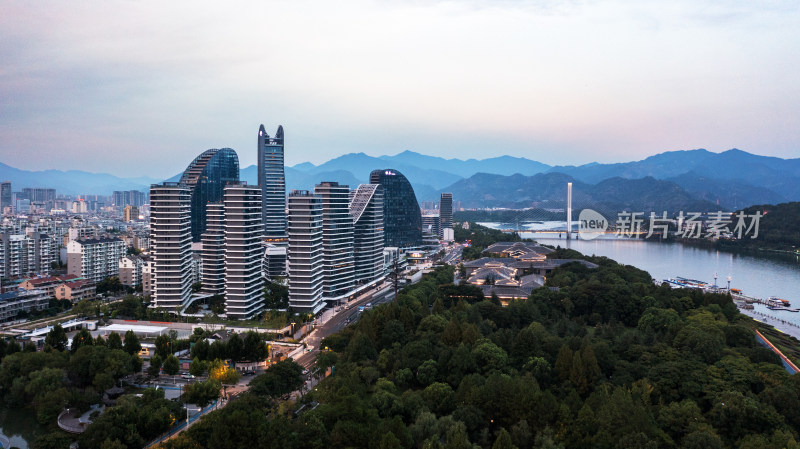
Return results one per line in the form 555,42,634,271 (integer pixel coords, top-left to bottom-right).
149,183,192,313
287,190,325,314
67,236,126,283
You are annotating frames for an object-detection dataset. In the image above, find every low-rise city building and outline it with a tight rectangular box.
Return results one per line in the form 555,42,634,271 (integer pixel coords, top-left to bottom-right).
54,280,96,302
0,288,49,321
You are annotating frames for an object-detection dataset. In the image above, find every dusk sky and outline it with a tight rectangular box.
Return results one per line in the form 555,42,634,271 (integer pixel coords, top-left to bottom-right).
1,1,799,178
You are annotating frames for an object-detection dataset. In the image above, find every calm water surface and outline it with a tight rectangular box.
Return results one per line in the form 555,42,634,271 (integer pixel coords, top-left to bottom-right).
479,221,800,324
0,406,43,449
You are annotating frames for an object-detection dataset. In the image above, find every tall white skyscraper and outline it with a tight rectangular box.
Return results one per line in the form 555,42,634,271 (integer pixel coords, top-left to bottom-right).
287,190,324,314
150,183,193,313
349,184,385,283
223,184,264,319
201,202,225,296
315,182,355,300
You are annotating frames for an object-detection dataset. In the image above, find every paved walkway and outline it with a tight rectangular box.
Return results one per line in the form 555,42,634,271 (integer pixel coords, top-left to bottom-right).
738,307,800,340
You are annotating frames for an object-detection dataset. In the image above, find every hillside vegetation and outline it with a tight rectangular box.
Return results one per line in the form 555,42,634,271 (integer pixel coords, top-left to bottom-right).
161,256,800,449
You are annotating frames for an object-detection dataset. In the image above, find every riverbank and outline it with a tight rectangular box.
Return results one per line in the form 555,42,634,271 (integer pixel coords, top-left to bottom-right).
678,237,800,259
738,307,800,340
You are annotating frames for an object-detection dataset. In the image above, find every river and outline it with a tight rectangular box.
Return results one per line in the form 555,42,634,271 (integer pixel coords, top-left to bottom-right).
479,222,800,325
0,407,43,449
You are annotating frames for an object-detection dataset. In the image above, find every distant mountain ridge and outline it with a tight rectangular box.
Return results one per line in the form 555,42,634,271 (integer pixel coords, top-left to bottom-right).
441,172,718,213
2,148,798,210
0,162,160,195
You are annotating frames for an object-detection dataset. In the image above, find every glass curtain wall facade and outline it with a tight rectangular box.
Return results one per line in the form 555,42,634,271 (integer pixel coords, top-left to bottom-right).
368,169,422,248
1,182,11,213
439,192,453,237
257,125,287,241
180,148,240,242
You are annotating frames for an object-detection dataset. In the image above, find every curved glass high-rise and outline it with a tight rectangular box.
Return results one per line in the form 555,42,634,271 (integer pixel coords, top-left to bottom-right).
180,148,240,242
369,169,422,247
258,125,287,241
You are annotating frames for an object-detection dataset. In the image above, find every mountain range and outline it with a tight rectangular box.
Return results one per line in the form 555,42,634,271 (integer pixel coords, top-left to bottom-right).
2,148,798,211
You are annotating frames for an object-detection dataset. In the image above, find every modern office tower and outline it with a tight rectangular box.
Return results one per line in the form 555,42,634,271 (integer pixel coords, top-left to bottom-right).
257,125,287,241
123,205,139,222
439,192,453,237
149,183,193,313
0,231,56,279
222,184,264,319
287,190,324,313
349,184,385,283
67,236,126,282
1,182,11,213
368,169,422,247
180,148,240,242
201,202,225,296
314,182,355,299
421,214,441,237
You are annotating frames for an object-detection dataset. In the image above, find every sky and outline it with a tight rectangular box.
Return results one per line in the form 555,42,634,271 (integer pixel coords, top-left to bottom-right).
1,0,799,178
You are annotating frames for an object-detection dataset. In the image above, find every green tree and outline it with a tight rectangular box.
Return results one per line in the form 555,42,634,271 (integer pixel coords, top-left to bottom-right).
148,355,163,377
189,357,208,377
33,431,73,449
249,359,303,398
155,334,172,359
417,359,438,386
493,428,518,449
106,332,123,350
123,330,141,355
182,379,221,407
44,324,67,351
227,333,244,361
163,355,180,376
208,359,241,385
70,328,94,353
242,331,267,362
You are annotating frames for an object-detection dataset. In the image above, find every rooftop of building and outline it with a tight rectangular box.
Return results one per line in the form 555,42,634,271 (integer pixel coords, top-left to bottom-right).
485,241,554,258
463,256,598,270
22,274,82,286
0,288,46,302
73,236,125,245
62,280,94,289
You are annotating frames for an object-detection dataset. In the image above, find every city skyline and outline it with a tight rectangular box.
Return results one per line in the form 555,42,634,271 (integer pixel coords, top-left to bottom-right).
2,1,799,178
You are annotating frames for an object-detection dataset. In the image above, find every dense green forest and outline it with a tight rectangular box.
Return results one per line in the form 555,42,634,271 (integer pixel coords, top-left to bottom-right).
718,202,800,252
160,256,800,449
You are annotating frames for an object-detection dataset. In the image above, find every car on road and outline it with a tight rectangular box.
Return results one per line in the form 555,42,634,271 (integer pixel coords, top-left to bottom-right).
181,374,195,380
242,370,256,376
